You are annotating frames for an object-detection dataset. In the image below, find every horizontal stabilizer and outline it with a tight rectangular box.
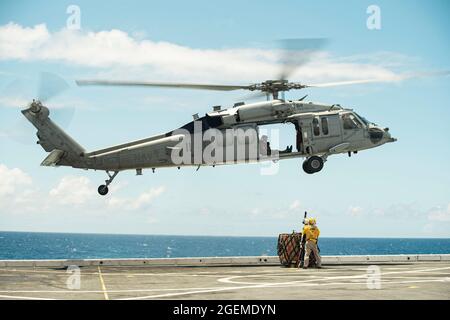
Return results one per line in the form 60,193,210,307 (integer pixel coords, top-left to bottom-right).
41,149,65,167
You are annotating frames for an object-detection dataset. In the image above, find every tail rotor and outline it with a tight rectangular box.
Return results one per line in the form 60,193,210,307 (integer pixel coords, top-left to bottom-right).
1,72,75,145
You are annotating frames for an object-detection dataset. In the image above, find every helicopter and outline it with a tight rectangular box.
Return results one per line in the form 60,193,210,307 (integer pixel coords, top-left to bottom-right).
22,75,397,196
19,39,422,195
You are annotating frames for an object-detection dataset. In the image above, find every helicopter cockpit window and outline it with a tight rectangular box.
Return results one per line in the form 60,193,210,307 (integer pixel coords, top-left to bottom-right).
354,113,369,126
313,118,320,136
342,113,363,130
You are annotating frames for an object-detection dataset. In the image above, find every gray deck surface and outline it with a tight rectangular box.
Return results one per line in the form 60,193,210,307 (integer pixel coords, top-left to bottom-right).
0,261,449,300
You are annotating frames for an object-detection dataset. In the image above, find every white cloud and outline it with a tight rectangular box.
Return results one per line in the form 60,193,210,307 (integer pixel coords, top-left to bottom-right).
106,186,166,211
289,199,301,211
146,216,159,224
0,164,32,196
199,207,211,216
428,204,450,222
0,164,38,214
348,203,424,219
348,205,364,217
250,208,260,217
0,163,166,217
252,199,305,219
0,23,49,59
49,176,94,205
383,203,423,219
0,96,29,109
422,223,434,234
0,22,408,84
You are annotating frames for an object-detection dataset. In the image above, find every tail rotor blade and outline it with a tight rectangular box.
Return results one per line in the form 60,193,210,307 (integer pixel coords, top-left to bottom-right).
1,78,31,108
6,119,36,145
51,106,75,129
37,72,75,128
0,73,75,145
38,72,70,102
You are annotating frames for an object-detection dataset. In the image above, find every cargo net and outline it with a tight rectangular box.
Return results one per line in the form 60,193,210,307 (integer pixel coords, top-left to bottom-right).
277,232,317,267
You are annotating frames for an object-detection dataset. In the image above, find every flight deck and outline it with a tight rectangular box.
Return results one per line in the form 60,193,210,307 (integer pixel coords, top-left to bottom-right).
0,255,449,300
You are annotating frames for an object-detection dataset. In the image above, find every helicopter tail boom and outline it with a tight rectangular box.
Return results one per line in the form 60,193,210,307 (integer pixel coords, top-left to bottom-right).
21,102,86,167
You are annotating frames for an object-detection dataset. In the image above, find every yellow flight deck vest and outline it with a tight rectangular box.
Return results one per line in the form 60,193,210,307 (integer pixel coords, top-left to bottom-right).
303,225,320,243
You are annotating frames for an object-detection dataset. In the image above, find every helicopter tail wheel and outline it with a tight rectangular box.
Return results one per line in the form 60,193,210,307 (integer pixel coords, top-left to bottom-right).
97,170,119,196
303,156,324,174
98,185,109,196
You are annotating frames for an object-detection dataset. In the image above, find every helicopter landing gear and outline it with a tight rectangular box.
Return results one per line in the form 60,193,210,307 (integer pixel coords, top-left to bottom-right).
98,170,119,196
302,156,324,174
98,185,109,196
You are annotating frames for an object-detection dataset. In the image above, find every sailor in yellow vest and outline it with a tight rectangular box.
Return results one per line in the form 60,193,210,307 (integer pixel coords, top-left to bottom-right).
302,218,321,269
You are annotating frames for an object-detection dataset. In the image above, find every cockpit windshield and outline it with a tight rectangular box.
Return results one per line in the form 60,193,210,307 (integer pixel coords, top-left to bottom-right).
354,113,369,126
341,113,363,130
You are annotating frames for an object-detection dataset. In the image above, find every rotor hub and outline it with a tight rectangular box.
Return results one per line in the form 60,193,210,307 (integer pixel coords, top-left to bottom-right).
30,99,43,113
249,80,307,99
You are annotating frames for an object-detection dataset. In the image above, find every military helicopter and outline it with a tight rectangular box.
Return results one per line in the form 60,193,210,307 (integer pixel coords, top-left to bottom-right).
22,73,397,196
20,39,420,195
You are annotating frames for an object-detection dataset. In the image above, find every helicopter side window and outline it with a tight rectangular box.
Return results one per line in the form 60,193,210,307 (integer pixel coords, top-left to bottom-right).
342,113,362,130
313,118,320,136
321,117,329,135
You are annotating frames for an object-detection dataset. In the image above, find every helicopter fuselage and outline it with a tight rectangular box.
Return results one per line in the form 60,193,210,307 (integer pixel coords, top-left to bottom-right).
77,99,396,169
22,98,396,195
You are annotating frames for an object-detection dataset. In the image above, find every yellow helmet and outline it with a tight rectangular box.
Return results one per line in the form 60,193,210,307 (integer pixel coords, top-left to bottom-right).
308,218,316,225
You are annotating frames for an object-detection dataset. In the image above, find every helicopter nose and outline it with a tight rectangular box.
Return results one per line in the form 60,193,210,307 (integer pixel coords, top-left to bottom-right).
384,130,397,143
368,127,396,144
388,137,397,143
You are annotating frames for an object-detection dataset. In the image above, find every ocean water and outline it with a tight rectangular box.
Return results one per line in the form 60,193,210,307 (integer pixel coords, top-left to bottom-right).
0,231,449,260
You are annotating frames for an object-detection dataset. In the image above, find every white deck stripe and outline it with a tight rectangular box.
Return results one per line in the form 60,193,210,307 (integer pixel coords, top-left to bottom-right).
0,294,54,300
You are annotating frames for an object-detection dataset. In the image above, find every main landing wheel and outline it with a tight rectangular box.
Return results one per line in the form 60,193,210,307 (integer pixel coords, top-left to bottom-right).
303,156,324,174
98,185,109,196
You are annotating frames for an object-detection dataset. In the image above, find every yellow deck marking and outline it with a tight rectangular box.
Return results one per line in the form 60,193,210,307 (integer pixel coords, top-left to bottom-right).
97,266,109,300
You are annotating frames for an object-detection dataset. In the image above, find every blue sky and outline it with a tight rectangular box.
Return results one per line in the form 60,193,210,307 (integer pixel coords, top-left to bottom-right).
0,0,449,237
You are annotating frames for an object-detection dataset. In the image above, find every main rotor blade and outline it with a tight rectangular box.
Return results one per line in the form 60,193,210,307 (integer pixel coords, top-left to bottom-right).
307,70,450,88
397,70,450,80
76,80,251,91
307,79,383,88
277,38,328,81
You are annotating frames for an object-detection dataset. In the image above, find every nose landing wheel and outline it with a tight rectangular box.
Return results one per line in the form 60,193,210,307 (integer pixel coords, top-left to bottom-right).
303,156,324,174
